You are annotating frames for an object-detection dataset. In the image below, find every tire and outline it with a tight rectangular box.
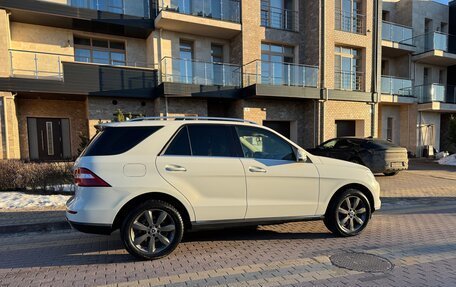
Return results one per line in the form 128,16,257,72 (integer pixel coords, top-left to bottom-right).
383,171,398,176
120,200,184,260
324,189,371,237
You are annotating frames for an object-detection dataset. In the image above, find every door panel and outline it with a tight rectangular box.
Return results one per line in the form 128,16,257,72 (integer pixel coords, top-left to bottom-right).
156,156,247,221
241,158,320,218
234,125,320,219
34,118,64,161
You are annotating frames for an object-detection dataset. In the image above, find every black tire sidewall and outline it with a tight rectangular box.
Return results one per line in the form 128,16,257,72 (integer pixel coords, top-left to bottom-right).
120,200,184,260
326,189,371,237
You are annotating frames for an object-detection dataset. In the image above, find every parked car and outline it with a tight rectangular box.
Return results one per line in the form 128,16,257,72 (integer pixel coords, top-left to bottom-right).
307,137,408,176
67,117,381,260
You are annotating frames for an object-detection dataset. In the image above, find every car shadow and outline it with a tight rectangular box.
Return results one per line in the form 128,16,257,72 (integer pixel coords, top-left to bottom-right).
0,227,333,269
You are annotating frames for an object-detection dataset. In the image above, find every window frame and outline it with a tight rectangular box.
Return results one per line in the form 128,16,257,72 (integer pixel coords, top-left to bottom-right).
234,125,297,161
74,35,127,66
160,124,243,158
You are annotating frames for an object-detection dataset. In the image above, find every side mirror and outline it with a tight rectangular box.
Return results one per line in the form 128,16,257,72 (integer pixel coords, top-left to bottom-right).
297,150,308,162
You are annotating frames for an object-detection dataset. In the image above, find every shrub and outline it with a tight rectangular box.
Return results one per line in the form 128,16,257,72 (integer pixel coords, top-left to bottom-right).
0,160,74,192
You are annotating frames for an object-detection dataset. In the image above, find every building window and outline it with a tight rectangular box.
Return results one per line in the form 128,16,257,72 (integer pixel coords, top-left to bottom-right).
261,42,294,85
71,0,124,14
261,0,296,31
387,117,393,142
179,40,194,84
74,36,126,66
335,46,363,91
211,44,224,85
335,0,364,34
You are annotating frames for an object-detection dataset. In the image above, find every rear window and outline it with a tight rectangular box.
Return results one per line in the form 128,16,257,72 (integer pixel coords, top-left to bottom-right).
83,126,162,156
362,139,398,149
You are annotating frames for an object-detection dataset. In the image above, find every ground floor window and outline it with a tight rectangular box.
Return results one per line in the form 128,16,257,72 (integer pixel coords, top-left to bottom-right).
335,120,356,137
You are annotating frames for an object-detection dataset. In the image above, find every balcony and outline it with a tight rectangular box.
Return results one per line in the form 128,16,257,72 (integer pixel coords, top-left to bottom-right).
334,70,364,92
381,76,413,96
65,0,150,18
154,0,241,38
414,84,456,104
243,60,318,88
160,57,241,87
0,0,153,38
404,32,456,66
9,49,154,80
261,4,298,32
381,21,415,56
335,9,365,35
4,49,158,98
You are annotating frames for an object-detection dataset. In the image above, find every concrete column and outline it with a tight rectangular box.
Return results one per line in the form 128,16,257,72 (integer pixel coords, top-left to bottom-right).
0,9,11,77
0,92,20,159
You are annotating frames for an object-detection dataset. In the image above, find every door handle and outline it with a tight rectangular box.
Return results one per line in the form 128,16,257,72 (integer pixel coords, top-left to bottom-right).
248,166,267,173
165,165,187,172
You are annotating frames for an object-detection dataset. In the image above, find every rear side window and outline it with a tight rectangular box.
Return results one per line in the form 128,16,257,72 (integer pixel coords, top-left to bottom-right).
83,126,162,156
188,125,239,157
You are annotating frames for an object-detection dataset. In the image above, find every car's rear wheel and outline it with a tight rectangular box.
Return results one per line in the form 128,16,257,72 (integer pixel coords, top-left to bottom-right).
324,189,371,237
383,171,399,176
120,200,184,260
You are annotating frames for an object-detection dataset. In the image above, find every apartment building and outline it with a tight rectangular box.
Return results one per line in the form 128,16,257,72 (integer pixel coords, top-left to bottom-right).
380,0,456,155
3,0,453,162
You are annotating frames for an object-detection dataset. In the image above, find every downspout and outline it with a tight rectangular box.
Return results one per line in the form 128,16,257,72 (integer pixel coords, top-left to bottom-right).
157,28,168,117
370,0,380,138
318,0,326,145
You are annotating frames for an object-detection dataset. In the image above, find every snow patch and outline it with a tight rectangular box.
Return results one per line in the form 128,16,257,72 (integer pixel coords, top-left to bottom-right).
0,192,71,210
438,154,456,166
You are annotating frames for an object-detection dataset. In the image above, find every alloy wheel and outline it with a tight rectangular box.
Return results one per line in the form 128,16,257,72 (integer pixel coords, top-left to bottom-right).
336,196,368,234
129,209,176,255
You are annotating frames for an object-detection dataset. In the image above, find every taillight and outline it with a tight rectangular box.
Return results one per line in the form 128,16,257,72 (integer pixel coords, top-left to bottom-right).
74,168,111,187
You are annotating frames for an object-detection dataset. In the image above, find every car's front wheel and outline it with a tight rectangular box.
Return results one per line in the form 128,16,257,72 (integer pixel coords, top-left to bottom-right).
324,189,371,237
120,200,184,260
383,171,399,176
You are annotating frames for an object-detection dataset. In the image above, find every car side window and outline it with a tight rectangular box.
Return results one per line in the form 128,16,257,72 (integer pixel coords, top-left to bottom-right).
164,126,191,156
235,126,296,161
322,139,338,149
187,124,239,157
334,139,351,149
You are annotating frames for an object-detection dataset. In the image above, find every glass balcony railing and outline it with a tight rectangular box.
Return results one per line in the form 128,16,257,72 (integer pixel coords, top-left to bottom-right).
9,49,155,80
160,57,242,86
261,4,299,32
334,70,364,91
414,84,456,104
68,0,150,18
242,60,318,88
156,0,240,23
382,21,413,45
402,32,456,54
381,76,413,96
335,9,365,34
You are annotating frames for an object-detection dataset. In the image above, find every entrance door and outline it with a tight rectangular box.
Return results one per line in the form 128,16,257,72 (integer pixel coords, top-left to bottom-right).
36,118,63,161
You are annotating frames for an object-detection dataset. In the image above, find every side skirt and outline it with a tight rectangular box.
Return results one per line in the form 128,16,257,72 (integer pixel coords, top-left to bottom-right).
190,215,324,232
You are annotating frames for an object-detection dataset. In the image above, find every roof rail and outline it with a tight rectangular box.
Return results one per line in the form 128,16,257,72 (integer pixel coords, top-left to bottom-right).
128,116,258,125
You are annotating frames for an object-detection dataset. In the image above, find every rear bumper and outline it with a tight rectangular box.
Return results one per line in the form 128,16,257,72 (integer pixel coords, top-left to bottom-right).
67,218,113,235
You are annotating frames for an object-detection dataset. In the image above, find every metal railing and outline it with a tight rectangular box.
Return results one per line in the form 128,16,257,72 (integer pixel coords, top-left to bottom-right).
9,49,156,80
381,76,413,96
68,0,150,18
334,70,364,91
160,57,242,86
335,9,365,34
261,5,298,32
401,31,456,54
382,21,413,45
413,84,456,104
156,0,240,23
242,60,318,88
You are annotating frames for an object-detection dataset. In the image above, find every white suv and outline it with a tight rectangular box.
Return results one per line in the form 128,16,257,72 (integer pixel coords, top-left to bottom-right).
67,117,381,260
